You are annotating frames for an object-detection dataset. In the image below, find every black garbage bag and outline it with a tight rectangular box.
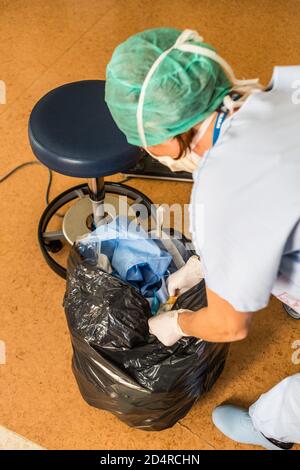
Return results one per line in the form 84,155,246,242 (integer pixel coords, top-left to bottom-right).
63,240,229,431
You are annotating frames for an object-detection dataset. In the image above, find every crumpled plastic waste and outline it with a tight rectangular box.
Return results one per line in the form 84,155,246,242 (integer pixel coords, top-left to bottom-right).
78,216,172,299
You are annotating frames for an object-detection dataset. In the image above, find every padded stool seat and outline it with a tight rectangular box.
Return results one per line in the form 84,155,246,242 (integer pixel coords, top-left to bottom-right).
29,80,156,279
29,80,140,178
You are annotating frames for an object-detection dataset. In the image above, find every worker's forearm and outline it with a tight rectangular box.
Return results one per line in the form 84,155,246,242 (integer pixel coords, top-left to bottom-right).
178,307,250,343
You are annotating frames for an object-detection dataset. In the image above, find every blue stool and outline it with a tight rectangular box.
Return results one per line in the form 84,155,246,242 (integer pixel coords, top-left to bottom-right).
29,80,155,279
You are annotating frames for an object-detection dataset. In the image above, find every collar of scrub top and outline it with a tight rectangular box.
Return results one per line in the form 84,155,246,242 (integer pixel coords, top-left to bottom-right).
137,28,260,150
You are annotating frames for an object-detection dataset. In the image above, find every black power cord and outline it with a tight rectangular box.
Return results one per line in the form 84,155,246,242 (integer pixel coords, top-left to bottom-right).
0,161,51,204
0,161,133,217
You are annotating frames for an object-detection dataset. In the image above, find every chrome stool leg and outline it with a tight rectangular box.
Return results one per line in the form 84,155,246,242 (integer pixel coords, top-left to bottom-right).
87,177,106,227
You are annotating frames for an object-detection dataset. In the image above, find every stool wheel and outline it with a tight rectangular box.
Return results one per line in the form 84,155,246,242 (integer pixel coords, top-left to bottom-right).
45,240,64,253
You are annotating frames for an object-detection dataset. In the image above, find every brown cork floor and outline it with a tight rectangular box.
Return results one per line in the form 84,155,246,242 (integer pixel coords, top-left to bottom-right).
0,0,299,450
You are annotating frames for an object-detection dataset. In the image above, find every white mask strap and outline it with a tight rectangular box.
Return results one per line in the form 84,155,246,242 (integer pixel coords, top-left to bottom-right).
177,43,260,90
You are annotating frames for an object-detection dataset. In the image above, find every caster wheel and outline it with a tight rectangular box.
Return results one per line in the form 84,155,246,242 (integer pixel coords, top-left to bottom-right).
45,240,63,253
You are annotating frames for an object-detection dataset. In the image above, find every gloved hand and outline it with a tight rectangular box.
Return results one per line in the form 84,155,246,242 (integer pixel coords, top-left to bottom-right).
148,309,192,346
166,255,204,296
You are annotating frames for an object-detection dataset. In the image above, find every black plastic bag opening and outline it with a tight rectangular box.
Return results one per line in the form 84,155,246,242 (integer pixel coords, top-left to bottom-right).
63,234,229,431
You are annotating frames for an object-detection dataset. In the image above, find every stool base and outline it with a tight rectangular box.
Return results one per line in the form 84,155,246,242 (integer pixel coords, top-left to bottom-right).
38,182,156,279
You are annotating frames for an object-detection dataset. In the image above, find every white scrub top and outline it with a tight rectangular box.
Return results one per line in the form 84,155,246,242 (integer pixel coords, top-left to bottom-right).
190,66,300,312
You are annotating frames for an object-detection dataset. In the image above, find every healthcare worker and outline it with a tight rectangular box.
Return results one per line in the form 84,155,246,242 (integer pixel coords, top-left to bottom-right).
105,28,300,449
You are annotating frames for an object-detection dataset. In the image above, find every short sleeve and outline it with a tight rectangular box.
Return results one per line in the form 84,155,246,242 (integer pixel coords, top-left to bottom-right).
190,194,285,312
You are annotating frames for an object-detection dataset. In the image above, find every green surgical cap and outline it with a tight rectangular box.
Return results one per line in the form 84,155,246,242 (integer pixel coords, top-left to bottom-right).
105,28,233,147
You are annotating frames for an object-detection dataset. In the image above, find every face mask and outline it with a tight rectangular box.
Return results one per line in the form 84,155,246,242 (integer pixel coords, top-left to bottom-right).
145,113,216,173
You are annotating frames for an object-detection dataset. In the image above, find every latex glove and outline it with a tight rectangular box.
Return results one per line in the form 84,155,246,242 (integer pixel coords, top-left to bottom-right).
148,309,191,346
166,255,204,297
